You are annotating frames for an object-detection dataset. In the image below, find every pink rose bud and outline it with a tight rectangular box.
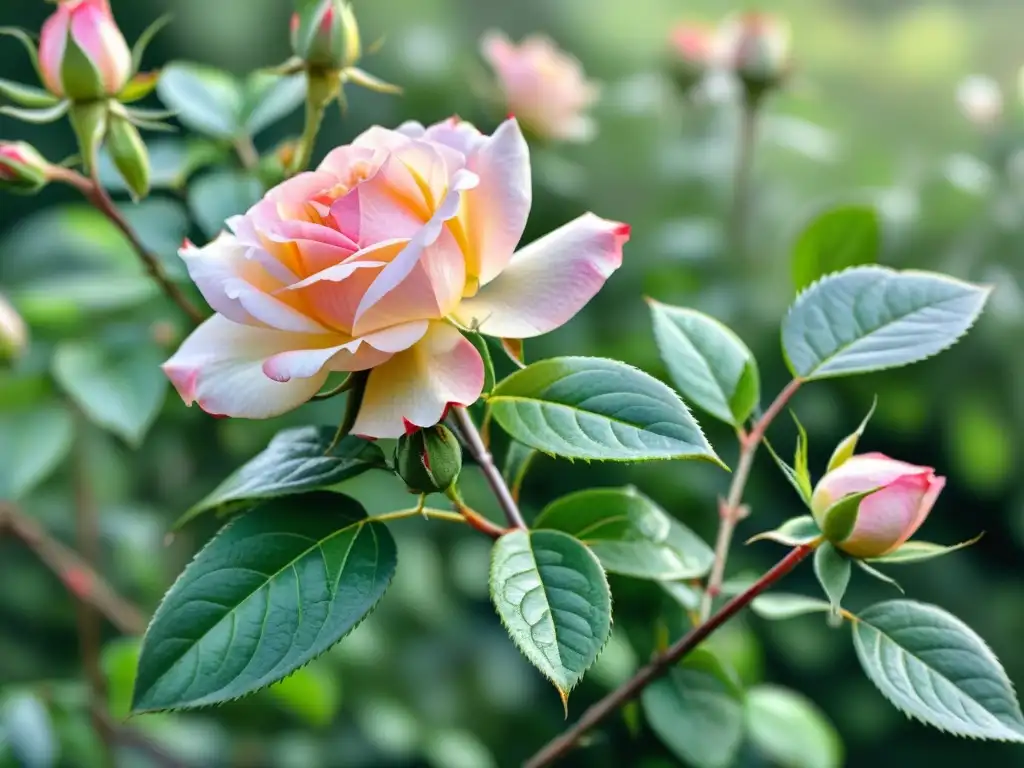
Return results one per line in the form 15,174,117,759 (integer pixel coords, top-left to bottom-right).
39,0,133,100
714,12,792,97
668,23,714,91
0,141,51,194
811,453,946,558
480,31,600,143
0,292,28,364
291,0,360,71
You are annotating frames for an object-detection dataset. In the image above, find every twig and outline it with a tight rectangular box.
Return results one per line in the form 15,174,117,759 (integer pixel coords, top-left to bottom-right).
71,416,115,767
47,165,205,325
699,377,802,620
523,542,819,768
374,503,507,538
233,135,260,171
451,406,526,530
0,503,147,636
727,91,762,263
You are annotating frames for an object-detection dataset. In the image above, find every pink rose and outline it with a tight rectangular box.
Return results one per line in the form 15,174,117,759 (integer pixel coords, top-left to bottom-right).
811,453,946,558
163,118,628,438
670,24,713,66
713,12,791,92
480,31,600,143
39,0,132,100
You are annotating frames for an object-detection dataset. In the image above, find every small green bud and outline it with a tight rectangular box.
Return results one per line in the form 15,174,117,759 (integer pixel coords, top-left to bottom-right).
0,142,50,194
291,0,360,71
0,293,28,365
394,424,463,494
107,114,150,200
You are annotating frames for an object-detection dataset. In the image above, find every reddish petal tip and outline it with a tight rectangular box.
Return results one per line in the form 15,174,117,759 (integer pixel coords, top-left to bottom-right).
180,237,195,250
353,433,378,441
402,418,420,436
613,223,631,238
506,112,516,119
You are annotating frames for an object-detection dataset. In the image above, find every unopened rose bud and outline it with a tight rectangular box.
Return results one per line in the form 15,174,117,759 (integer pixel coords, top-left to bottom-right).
39,0,132,101
668,23,713,92
0,142,50,194
106,115,150,200
811,453,945,558
0,293,28,364
394,424,463,495
291,0,360,71
958,75,1002,127
714,12,792,98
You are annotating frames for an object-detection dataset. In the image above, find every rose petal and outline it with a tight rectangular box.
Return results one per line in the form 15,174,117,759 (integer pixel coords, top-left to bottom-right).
351,321,485,438
453,212,627,338
462,118,532,285
811,453,933,510
39,7,70,95
842,473,935,558
163,315,341,418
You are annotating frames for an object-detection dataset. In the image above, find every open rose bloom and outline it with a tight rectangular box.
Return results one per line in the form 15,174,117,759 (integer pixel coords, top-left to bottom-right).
810,453,946,558
163,118,628,438
481,32,599,143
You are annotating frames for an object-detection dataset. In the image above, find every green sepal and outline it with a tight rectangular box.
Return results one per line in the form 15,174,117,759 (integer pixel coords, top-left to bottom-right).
826,396,877,473
855,559,903,593
131,14,172,74
818,488,878,544
0,78,59,108
119,72,160,104
107,115,150,200
0,101,68,124
68,101,109,173
813,542,851,614
0,27,42,81
60,29,105,101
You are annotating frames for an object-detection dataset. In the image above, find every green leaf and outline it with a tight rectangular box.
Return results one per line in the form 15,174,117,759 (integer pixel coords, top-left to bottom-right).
502,439,537,502
52,340,167,447
826,397,877,473
746,515,820,547
489,529,611,703
852,600,1024,741
749,593,832,621
243,72,306,136
132,493,396,713
813,543,850,612
488,357,720,463
792,205,880,293
660,580,703,611
746,685,843,768
855,560,903,593
867,535,983,565
263,661,341,727
101,637,141,720
188,170,264,239
462,330,495,395
12,274,158,325
0,406,73,500
0,78,58,108
648,300,760,425
641,648,745,768
533,487,714,580
156,62,244,139
176,427,387,528
783,267,990,380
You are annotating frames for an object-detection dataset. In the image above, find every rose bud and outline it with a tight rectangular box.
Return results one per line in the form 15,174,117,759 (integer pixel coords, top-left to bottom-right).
0,293,28,364
713,12,792,98
480,30,600,143
811,453,946,558
394,424,463,495
291,0,360,72
0,142,51,194
668,23,713,92
39,0,132,101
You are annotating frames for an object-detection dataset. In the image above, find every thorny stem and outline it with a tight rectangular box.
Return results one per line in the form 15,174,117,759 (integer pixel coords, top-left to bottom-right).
374,503,507,539
451,406,527,531
699,377,803,620
48,165,205,325
0,503,146,635
523,541,820,768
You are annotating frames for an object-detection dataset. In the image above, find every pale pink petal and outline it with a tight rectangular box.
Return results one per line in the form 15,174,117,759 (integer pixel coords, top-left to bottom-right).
453,213,627,338
842,473,933,558
462,118,532,285
337,152,430,245
422,117,486,156
351,321,485,438
163,315,340,418
811,453,932,510
352,125,414,153
39,8,70,95
353,168,479,325
179,234,326,333
262,320,429,381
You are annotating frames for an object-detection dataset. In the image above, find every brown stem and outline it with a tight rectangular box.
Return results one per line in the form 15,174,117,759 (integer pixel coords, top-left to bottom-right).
48,166,205,326
233,135,260,171
447,494,510,539
523,542,818,768
0,503,146,635
71,417,115,766
451,406,526,530
699,377,802,620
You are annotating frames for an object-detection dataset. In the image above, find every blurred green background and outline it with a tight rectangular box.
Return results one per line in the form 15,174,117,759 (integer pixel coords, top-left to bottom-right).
3,0,1024,766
